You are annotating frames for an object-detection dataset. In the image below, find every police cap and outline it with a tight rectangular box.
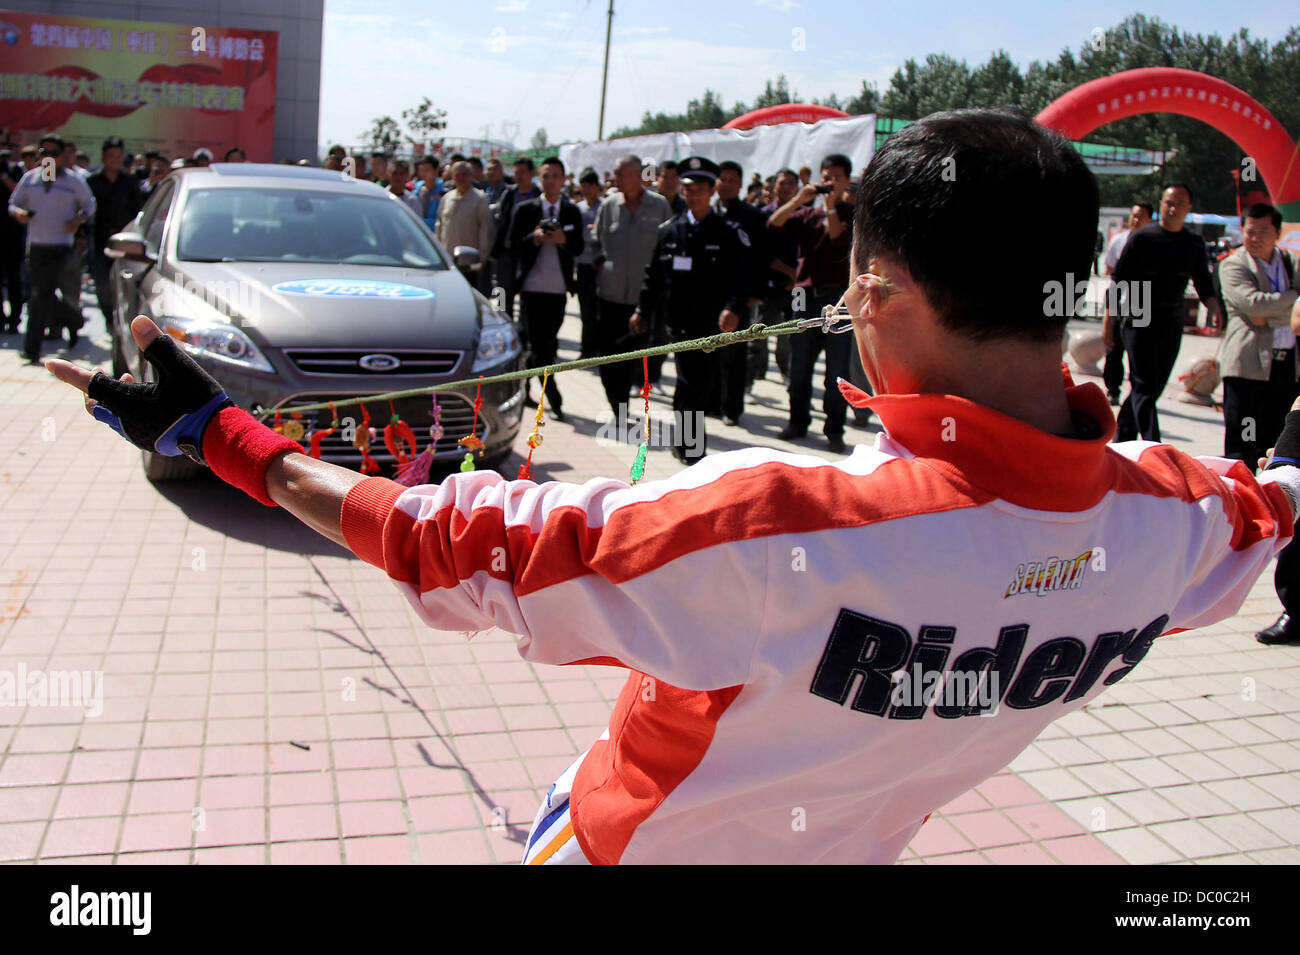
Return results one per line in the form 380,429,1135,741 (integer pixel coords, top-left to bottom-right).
679,156,719,185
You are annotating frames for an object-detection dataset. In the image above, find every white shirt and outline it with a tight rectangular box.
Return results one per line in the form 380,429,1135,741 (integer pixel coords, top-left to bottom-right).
521,199,566,295
1102,229,1130,273
1256,253,1294,350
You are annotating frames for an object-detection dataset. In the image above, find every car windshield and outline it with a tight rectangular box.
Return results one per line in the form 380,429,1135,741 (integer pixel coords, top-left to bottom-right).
176,187,447,269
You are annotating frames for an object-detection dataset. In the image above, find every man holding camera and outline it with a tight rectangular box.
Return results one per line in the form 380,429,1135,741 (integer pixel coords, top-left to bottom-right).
510,156,584,421
7,134,95,363
766,153,856,453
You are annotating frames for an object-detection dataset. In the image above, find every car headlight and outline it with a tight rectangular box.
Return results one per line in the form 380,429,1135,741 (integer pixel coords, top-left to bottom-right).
161,316,275,373
473,309,521,371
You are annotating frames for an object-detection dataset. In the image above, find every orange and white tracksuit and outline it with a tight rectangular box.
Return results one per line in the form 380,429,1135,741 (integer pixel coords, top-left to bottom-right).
338,374,1299,864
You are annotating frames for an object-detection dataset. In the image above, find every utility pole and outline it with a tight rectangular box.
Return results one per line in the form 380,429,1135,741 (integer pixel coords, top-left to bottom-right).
597,0,613,140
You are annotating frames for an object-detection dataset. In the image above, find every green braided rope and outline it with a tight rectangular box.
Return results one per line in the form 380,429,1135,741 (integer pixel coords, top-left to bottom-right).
257,319,814,416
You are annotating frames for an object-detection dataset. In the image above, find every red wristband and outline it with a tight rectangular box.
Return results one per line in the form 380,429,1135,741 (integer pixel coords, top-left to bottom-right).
202,406,304,507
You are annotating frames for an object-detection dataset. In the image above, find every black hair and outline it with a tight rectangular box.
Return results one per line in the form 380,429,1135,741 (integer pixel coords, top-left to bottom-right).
101,136,125,153
1163,182,1194,204
821,153,851,177
659,160,678,173
223,146,245,161
449,153,468,163
1244,202,1283,231
514,156,535,171
541,155,564,174
718,160,743,178
1133,201,1154,219
579,167,599,184
468,156,484,169
854,108,1098,345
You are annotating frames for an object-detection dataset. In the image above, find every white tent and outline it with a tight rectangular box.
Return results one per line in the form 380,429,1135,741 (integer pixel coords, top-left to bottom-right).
558,114,877,180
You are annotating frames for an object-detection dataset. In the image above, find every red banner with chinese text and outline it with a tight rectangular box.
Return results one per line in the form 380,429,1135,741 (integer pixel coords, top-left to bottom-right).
0,10,277,162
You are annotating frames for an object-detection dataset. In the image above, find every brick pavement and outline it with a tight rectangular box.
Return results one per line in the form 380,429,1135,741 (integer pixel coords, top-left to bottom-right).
0,295,1297,865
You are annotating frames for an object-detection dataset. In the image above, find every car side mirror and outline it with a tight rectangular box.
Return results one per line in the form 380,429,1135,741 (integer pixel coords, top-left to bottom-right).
452,246,480,268
106,231,155,264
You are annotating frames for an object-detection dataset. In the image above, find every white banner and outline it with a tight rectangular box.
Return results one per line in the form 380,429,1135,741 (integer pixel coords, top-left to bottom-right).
559,114,876,181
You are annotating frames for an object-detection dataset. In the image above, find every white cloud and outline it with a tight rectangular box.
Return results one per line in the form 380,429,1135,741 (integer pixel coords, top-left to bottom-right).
756,0,799,11
494,0,529,11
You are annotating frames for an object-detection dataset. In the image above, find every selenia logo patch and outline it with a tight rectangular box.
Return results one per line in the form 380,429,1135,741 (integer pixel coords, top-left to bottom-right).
1005,549,1099,598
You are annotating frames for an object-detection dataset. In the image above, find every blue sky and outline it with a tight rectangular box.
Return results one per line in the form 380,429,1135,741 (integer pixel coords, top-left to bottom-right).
319,0,1298,150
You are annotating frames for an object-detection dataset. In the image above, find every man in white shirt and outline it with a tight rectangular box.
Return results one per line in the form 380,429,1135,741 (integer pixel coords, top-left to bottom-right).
1100,202,1153,404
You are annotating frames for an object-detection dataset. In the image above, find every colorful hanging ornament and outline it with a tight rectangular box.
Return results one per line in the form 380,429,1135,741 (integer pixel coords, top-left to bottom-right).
353,401,381,475
271,409,306,443
384,399,418,466
518,370,549,481
630,357,652,484
395,398,441,487
458,378,485,472
307,402,339,459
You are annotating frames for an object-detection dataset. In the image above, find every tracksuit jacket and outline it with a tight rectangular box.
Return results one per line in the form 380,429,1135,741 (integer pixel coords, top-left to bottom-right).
338,370,1299,863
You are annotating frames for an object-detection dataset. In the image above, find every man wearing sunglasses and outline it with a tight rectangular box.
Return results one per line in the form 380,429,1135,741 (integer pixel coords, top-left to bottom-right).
47,110,1300,864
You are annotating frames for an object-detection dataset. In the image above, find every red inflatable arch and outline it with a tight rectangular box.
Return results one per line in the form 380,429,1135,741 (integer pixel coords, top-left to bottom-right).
1036,67,1300,217
723,103,850,130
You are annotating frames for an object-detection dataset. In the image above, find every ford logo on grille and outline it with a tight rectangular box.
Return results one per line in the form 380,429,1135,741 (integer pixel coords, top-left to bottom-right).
359,353,401,371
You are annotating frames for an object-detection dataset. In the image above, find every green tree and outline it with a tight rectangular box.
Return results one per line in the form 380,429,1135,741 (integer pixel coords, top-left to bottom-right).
752,74,797,109
400,97,448,152
531,127,550,150
360,116,402,155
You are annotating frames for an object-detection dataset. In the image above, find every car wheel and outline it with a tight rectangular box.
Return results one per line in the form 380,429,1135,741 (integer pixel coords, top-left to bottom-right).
136,349,204,483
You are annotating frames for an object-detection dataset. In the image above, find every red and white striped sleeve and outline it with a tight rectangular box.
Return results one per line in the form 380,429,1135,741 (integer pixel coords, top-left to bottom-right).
339,467,769,691
1141,450,1299,632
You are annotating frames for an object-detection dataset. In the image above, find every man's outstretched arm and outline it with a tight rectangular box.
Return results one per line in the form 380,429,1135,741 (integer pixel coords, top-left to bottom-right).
45,315,764,690
264,452,364,548
46,315,367,547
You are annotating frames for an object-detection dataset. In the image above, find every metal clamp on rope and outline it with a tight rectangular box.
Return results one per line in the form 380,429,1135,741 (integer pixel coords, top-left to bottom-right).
796,304,856,334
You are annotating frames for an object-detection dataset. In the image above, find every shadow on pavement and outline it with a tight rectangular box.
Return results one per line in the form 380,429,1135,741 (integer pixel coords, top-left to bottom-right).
152,477,354,558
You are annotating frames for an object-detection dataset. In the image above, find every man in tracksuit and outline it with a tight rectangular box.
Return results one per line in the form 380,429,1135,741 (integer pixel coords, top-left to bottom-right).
51,109,1300,865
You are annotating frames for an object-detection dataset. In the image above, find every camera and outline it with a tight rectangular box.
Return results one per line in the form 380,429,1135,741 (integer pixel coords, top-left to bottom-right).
814,184,834,195
540,218,560,233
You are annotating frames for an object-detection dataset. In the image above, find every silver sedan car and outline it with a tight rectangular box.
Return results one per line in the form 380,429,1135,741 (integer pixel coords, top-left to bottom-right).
106,163,525,481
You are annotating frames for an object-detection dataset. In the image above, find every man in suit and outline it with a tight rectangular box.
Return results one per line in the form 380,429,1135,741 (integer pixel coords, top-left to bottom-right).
1219,202,1300,466
489,157,540,319
1218,202,1300,645
510,156,584,422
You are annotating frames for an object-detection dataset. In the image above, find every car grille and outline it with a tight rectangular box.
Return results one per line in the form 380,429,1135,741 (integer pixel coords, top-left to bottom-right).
267,391,487,465
282,348,463,377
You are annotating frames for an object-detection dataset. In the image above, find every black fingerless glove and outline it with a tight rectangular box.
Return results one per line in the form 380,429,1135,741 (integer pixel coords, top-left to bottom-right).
1267,411,1300,470
87,332,234,466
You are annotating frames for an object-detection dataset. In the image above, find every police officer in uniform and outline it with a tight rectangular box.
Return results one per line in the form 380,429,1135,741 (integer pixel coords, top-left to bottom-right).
632,157,748,465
